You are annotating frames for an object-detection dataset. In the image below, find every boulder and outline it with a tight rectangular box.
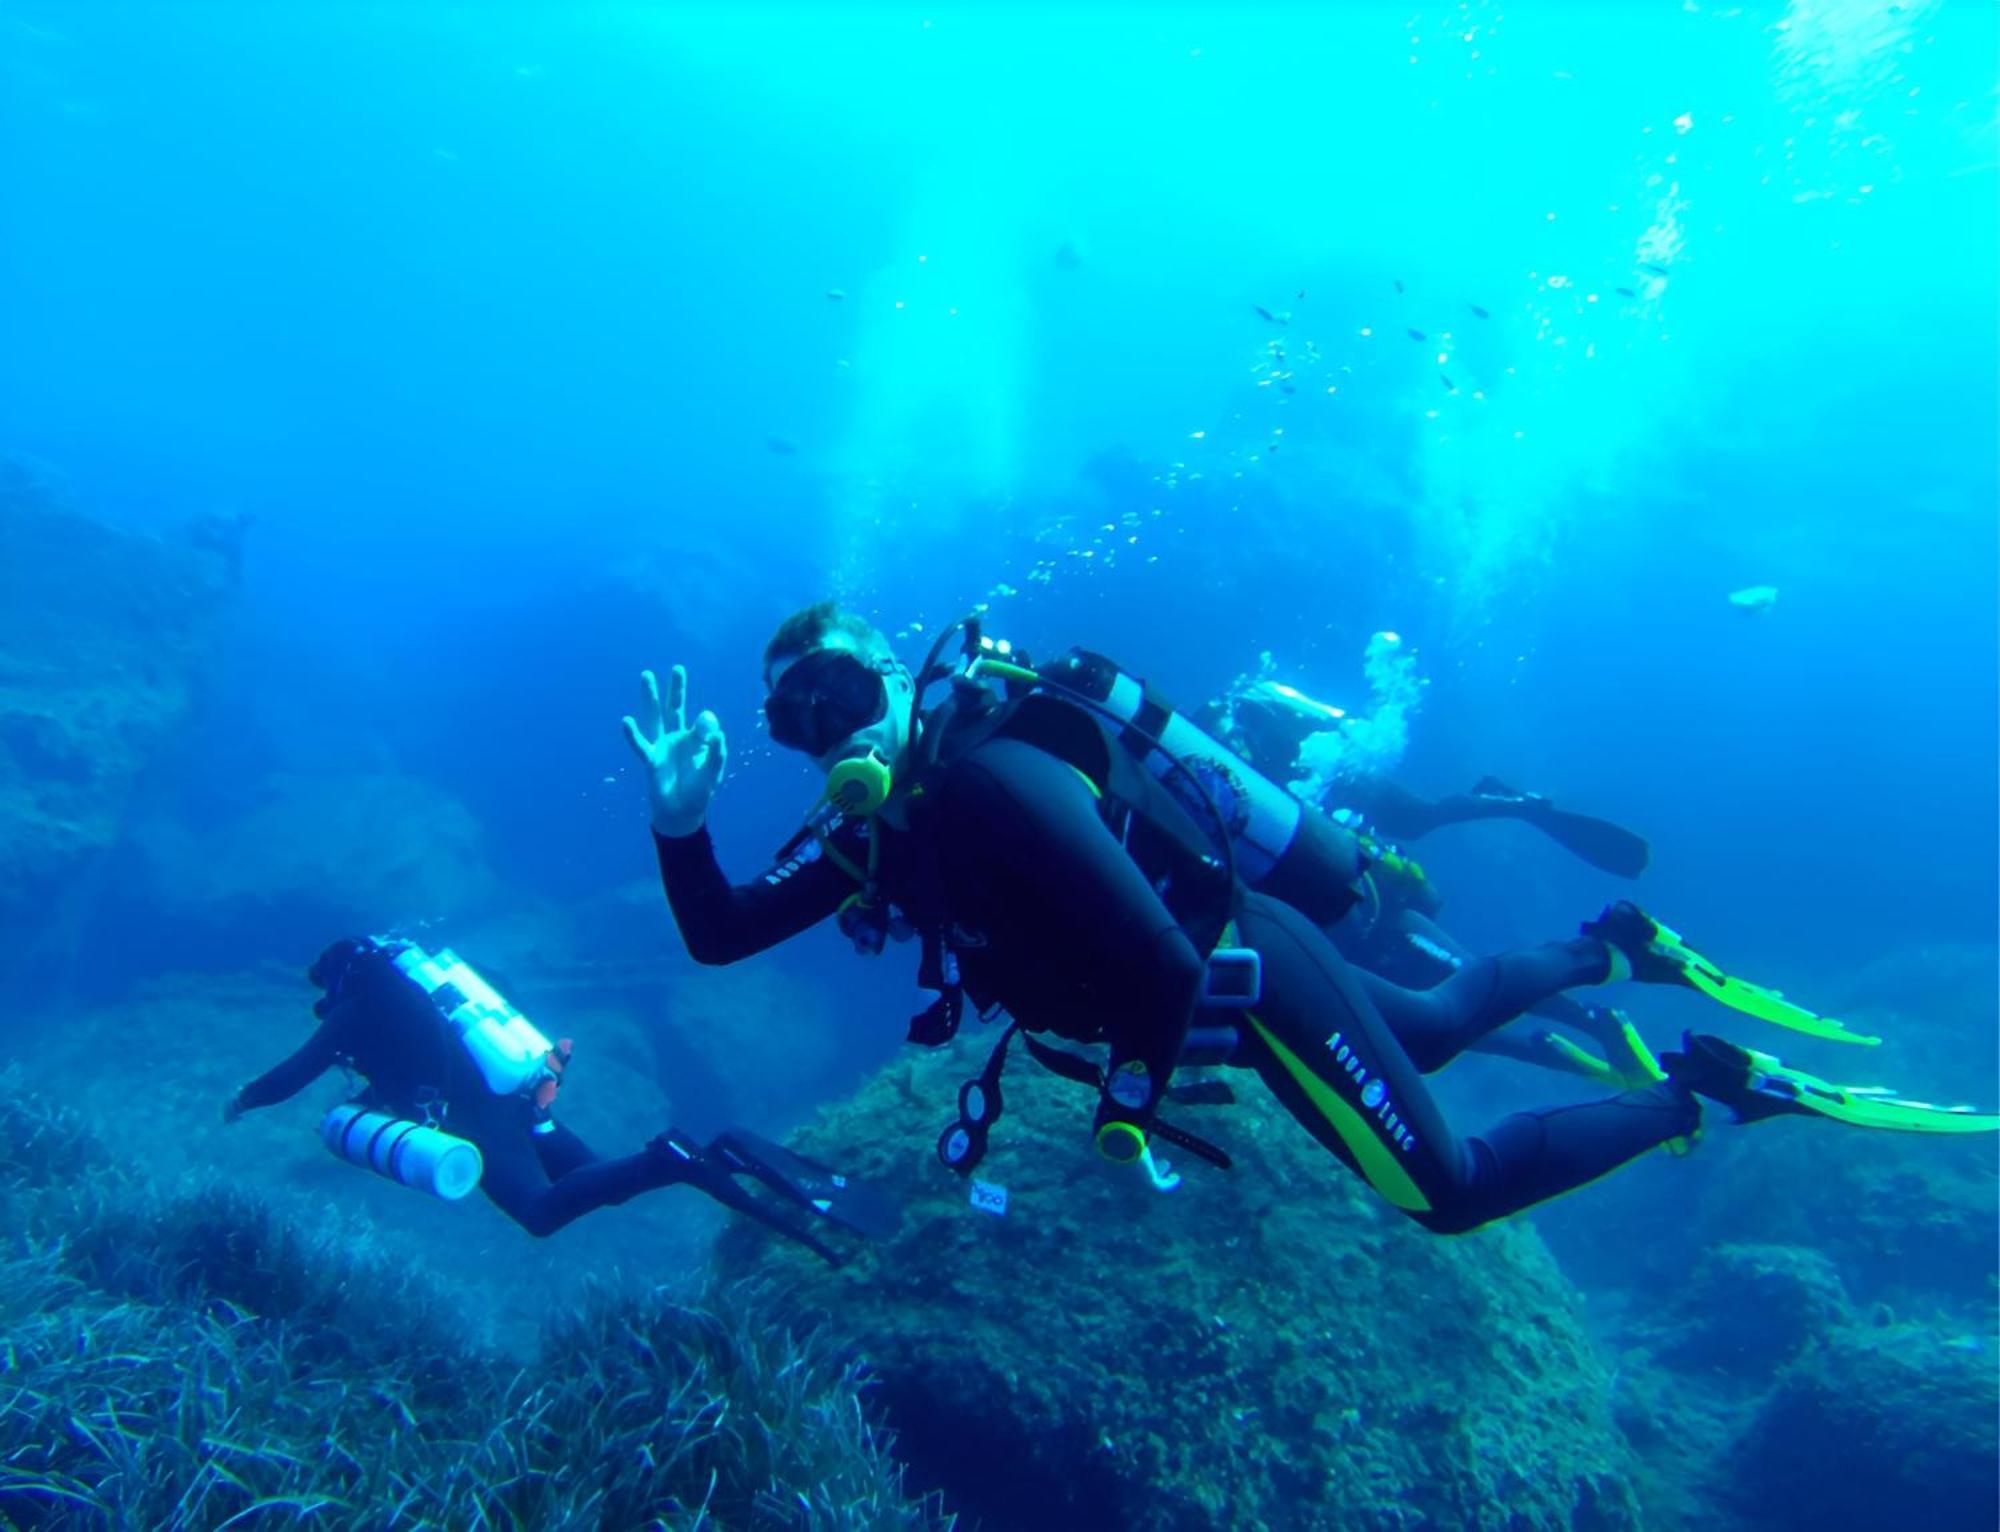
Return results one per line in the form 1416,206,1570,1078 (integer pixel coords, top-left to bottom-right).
717,1035,1643,1531
1652,1243,1853,1376
1728,1324,1999,1529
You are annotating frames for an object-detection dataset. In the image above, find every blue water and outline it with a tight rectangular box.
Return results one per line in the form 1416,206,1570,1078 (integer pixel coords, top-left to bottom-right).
3,1,1995,1522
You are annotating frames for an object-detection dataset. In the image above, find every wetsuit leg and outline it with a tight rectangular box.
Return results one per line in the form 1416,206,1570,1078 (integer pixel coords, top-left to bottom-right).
469,1099,683,1239
1355,925,1613,1073
532,1121,599,1180
1336,912,1616,1080
1387,911,1618,1039
1233,892,1696,1233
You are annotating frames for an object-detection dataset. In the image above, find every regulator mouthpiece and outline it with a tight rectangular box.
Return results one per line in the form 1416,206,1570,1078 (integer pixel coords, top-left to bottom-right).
825,750,893,818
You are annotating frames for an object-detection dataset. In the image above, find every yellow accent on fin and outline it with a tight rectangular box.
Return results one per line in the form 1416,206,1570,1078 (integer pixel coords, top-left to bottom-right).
1655,923,1881,1046
1615,1018,1668,1085
1246,1016,1431,1212
1543,1033,1623,1088
1741,1050,2000,1134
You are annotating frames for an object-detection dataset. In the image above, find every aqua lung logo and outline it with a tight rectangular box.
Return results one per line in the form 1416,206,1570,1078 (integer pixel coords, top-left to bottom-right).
1325,1031,1418,1154
764,837,825,885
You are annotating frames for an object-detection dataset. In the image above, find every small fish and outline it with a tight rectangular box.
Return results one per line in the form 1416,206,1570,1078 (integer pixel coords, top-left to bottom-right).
1393,279,1405,294
1615,286,1637,298
1406,328,1426,342
1468,304,1489,319
1253,305,1290,325
1440,373,1456,391
766,437,799,457
1295,289,1306,299
825,288,847,301
1728,584,1779,614
1640,262,1670,276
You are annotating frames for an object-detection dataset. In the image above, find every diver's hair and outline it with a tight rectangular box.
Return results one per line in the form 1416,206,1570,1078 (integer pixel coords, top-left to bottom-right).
763,601,890,676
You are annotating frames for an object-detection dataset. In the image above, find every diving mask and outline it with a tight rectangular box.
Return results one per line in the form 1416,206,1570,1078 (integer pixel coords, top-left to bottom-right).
765,647,893,757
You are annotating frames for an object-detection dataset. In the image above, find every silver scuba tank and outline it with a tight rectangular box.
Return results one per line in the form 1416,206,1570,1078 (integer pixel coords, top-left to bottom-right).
1034,649,1367,927
385,944,560,1099
321,1104,483,1201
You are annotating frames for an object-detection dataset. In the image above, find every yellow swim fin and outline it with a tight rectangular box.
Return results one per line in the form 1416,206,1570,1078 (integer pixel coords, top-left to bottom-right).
1589,902,1881,1046
1667,1034,1999,1134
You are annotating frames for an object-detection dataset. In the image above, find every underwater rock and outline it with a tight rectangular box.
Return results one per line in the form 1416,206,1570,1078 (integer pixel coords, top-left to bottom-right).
1727,1324,1999,1529
0,458,241,984
717,1038,1642,1531
1654,1243,1852,1376
129,769,502,961
1692,1128,1997,1309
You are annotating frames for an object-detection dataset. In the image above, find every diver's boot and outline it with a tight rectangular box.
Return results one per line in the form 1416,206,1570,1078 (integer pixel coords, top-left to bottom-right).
1581,902,1693,987
1660,1033,1813,1125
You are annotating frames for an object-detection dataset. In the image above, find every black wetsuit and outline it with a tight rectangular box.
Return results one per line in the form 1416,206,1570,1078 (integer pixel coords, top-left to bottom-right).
660,717,1698,1233
237,955,684,1238
1331,837,1631,1070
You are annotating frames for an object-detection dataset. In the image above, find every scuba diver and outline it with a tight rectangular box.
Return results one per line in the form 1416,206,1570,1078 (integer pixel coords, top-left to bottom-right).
224,935,896,1263
1197,673,1664,1090
1204,671,1651,877
622,603,1996,1236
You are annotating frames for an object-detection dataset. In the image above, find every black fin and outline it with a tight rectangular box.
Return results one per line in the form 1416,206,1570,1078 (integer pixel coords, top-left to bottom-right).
1531,806,1651,878
1470,778,1649,877
716,1130,903,1242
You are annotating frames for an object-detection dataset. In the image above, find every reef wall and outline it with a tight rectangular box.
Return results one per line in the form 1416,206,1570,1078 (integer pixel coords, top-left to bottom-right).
0,458,241,996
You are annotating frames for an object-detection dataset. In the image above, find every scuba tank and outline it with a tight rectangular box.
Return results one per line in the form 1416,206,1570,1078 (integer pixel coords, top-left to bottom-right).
385,944,564,1100
1035,649,1368,928
321,1103,483,1201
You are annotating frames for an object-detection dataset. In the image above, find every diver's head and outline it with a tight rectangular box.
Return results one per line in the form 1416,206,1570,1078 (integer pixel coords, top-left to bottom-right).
762,601,915,772
1229,678,1348,777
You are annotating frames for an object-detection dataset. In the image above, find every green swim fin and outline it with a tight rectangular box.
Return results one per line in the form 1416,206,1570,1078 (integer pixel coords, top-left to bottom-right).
1665,1034,2000,1133
1545,1014,1690,1153
1540,1031,1626,1089
1545,1010,1669,1091
1660,921,1881,1047
1470,778,1652,878
1586,903,1881,1047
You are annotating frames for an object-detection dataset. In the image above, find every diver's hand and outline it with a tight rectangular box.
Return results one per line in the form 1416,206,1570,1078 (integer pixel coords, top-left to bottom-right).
621,665,728,838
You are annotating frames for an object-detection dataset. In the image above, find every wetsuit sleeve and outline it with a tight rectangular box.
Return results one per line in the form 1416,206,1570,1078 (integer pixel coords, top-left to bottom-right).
654,825,852,965
236,1022,341,1111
